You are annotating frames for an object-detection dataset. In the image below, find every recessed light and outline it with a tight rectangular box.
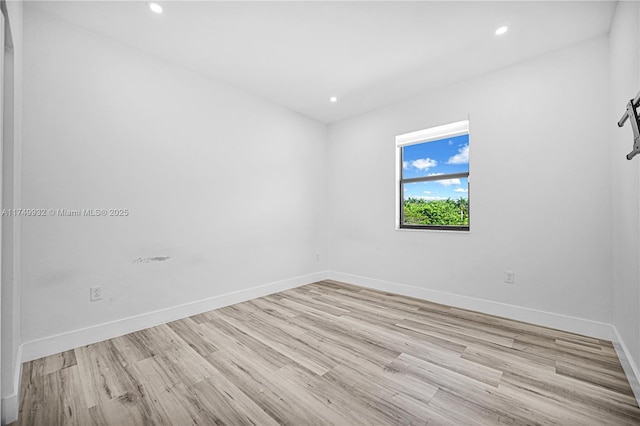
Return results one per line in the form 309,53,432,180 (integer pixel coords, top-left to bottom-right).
330,96,338,103
148,2,163,14
495,25,508,36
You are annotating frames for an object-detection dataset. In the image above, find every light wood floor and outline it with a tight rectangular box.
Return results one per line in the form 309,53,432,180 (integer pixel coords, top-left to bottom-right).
13,280,640,425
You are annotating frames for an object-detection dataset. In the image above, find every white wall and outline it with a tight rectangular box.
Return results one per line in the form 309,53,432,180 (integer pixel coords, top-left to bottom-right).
328,36,612,325
610,0,640,383
21,7,327,343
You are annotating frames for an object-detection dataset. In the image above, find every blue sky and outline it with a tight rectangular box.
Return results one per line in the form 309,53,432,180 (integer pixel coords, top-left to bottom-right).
402,134,469,201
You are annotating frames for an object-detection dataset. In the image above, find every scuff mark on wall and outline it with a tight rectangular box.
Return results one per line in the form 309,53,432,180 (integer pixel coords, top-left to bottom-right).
133,256,170,264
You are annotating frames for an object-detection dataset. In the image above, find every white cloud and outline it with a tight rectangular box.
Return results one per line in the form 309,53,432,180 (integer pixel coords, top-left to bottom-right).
438,178,461,187
454,188,468,193
423,191,431,194
402,161,408,170
411,158,437,171
408,195,447,201
427,172,461,186
447,144,469,164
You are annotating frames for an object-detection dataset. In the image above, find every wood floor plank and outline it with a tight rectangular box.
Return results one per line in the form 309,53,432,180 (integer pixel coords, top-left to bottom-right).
13,280,640,426
336,312,468,360
36,366,95,426
206,350,333,425
135,325,218,386
213,307,336,376
461,343,557,378
426,389,515,426
274,363,397,426
109,333,154,366
286,313,402,367
74,341,141,409
42,350,77,376
404,312,519,346
187,377,280,426
278,290,351,317
322,362,432,425
85,392,157,426
201,317,292,370
496,377,639,426
500,369,640,421
555,358,635,395
396,318,515,349
166,317,219,357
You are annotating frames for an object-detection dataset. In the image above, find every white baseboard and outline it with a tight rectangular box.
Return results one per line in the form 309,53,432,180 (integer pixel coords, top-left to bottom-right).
1,393,18,426
611,326,640,407
21,271,328,363
2,344,23,425
327,271,614,340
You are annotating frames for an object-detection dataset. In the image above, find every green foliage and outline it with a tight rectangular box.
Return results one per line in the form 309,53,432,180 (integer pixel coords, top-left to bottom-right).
403,197,469,227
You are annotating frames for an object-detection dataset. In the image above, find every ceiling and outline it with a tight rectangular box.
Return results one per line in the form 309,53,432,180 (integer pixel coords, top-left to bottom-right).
30,1,617,123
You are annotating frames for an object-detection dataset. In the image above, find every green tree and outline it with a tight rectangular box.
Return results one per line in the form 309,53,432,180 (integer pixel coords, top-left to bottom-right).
403,198,468,226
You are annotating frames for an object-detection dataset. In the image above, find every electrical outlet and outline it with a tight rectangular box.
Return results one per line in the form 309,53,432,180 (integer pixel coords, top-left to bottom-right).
504,271,515,284
90,286,103,301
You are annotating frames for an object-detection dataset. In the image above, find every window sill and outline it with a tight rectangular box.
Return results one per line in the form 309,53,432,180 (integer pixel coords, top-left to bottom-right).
395,227,471,234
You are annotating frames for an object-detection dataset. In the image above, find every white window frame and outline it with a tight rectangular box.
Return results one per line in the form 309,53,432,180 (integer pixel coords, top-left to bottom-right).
395,120,470,231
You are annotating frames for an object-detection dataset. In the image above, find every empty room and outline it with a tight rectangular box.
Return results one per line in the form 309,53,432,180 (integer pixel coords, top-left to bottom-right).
0,0,639,424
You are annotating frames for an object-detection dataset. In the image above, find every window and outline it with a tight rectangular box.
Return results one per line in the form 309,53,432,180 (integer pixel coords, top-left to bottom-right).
396,120,470,231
